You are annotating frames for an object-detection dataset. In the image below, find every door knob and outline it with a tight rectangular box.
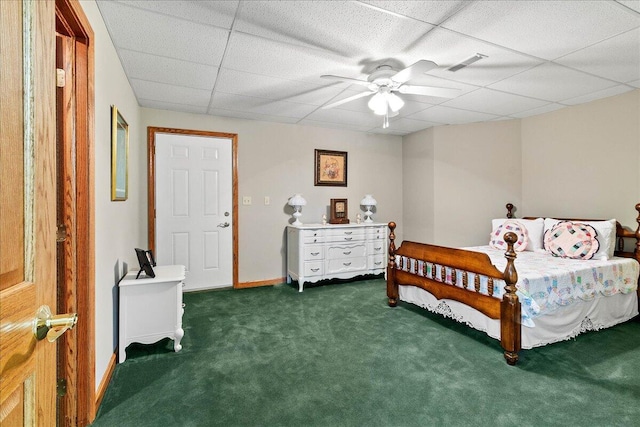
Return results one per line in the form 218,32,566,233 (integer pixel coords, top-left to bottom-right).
217,222,230,228
33,305,78,342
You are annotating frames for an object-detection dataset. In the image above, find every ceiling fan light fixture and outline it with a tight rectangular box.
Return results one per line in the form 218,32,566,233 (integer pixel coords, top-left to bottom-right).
368,92,387,115
387,92,404,112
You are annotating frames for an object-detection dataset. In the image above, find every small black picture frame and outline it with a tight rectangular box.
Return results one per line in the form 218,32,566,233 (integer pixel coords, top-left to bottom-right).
135,248,156,279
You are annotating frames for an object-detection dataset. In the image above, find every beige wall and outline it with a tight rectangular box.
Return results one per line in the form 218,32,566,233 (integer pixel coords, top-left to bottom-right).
521,89,640,229
402,89,640,250
141,108,404,282
81,0,146,390
402,120,522,247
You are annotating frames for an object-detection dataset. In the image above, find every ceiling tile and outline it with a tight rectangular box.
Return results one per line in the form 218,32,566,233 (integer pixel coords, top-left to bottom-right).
360,1,468,25
555,28,640,84
441,88,550,116
210,92,318,118
407,105,500,124
404,28,544,86
208,108,301,125
628,79,640,87
119,49,218,90
110,0,239,28
234,0,434,59
224,32,359,85
303,108,382,128
489,63,618,102
560,85,635,105
215,68,345,105
617,1,640,13
387,117,442,132
97,1,228,66
131,79,212,106
510,103,566,118
138,99,208,115
442,1,640,60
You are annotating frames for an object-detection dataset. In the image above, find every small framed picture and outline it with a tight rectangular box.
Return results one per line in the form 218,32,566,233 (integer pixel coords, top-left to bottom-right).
314,149,347,187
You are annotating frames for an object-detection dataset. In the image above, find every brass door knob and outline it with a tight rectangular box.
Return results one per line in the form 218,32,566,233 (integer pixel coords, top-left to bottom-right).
33,305,78,342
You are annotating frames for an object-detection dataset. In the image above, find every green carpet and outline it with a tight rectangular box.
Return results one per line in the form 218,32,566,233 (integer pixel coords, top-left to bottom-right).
92,279,640,426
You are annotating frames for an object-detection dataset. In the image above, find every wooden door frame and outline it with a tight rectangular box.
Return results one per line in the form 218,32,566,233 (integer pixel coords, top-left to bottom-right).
55,0,96,424
147,127,239,288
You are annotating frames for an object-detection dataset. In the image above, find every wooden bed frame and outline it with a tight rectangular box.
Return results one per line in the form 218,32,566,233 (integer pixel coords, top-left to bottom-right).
386,203,640,365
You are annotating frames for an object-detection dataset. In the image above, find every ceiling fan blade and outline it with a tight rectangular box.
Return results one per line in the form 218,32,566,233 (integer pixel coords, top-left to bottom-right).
391,60,438,84
321,75,371,87
322,91,374,109
398,85,460,99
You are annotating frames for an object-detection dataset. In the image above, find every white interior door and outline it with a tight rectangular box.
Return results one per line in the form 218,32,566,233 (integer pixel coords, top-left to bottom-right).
155,133,233,291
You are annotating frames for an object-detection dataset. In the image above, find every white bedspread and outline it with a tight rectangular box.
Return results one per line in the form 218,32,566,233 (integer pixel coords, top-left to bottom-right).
464,246,639,325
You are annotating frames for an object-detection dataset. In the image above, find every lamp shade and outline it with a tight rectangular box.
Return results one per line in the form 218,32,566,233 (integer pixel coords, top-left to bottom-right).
360,194,377,206
288,194,307,207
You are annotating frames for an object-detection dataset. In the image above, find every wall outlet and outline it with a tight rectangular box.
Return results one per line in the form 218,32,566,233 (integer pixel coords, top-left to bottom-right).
264,196,270,205
242,196,252,205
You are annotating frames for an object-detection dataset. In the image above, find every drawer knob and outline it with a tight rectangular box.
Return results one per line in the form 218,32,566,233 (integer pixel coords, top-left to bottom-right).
311,268,320,272
343,251,351,255
344,231,352,235
344,237,352,241
375,247,382,251
311,252,320,256
374,261,382,265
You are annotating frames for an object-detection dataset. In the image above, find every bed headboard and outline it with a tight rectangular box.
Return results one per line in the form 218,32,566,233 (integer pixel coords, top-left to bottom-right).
506,202,640,262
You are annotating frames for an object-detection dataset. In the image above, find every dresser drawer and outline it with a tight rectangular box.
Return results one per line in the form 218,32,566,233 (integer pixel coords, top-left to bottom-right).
326,243,366,260
326,228,364,237
367,241,386,255
368,255,386,270
304,261,323,277
303,245,324,260
365,227,386,239
326,257,367,274
303,236,325,244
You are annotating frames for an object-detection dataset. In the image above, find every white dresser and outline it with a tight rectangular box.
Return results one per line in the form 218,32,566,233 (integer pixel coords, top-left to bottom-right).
286,223,387,292
118,265,186,362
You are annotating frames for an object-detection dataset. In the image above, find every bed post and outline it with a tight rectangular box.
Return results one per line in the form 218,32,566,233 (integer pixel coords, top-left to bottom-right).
500,231,521,365
506,203,514,219
387,222,398,307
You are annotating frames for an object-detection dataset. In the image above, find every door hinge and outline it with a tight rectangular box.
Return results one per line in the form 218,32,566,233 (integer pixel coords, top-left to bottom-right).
57,378,67,397
56,68,66,88
57,223,68,242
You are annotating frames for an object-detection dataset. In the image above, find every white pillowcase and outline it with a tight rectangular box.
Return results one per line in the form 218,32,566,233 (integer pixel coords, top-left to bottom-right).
491,218,544,252
543,218,616,260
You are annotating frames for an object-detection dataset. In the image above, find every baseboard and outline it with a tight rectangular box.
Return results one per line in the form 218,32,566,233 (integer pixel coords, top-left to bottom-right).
236,277,285,289
95,351,117,411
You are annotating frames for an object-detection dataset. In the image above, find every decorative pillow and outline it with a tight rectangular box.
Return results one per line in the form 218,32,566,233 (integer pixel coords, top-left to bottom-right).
544,218,615,260
490,220,529,252
543,221,600,260
491,218,543,251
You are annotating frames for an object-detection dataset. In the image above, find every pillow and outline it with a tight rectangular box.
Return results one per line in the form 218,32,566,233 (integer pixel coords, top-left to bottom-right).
544,221,600,260
544,218,616,260
490,219,529,252
491,218,544,251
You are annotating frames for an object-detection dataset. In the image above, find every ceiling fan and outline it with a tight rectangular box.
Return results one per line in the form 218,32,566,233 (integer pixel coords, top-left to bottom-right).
321,60,460,128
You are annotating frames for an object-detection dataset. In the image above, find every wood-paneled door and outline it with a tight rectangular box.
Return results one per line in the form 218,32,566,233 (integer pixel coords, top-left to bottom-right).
148,127,239,290
55,0,96,423
0,0,57,424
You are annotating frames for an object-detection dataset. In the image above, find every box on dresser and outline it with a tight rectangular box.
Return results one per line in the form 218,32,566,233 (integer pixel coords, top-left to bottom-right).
286,223,387,292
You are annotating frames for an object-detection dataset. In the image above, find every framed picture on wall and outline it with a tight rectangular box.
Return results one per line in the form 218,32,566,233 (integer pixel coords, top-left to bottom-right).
111,105,129,201
314,149,347,187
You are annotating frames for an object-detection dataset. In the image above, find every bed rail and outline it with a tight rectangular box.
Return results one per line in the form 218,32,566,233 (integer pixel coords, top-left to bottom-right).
387,222,521,365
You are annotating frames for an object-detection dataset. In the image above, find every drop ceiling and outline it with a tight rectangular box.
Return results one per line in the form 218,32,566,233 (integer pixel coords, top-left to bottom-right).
97,0,640,136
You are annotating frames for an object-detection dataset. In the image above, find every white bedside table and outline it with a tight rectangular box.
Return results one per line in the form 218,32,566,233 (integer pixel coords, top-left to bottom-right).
118,265,186,362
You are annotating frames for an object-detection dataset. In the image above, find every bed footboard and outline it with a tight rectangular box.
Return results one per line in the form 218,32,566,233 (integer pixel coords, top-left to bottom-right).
386,222,521,365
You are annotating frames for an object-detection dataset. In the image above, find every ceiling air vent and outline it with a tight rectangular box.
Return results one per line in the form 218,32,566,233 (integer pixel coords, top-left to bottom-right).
447,53,487,72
